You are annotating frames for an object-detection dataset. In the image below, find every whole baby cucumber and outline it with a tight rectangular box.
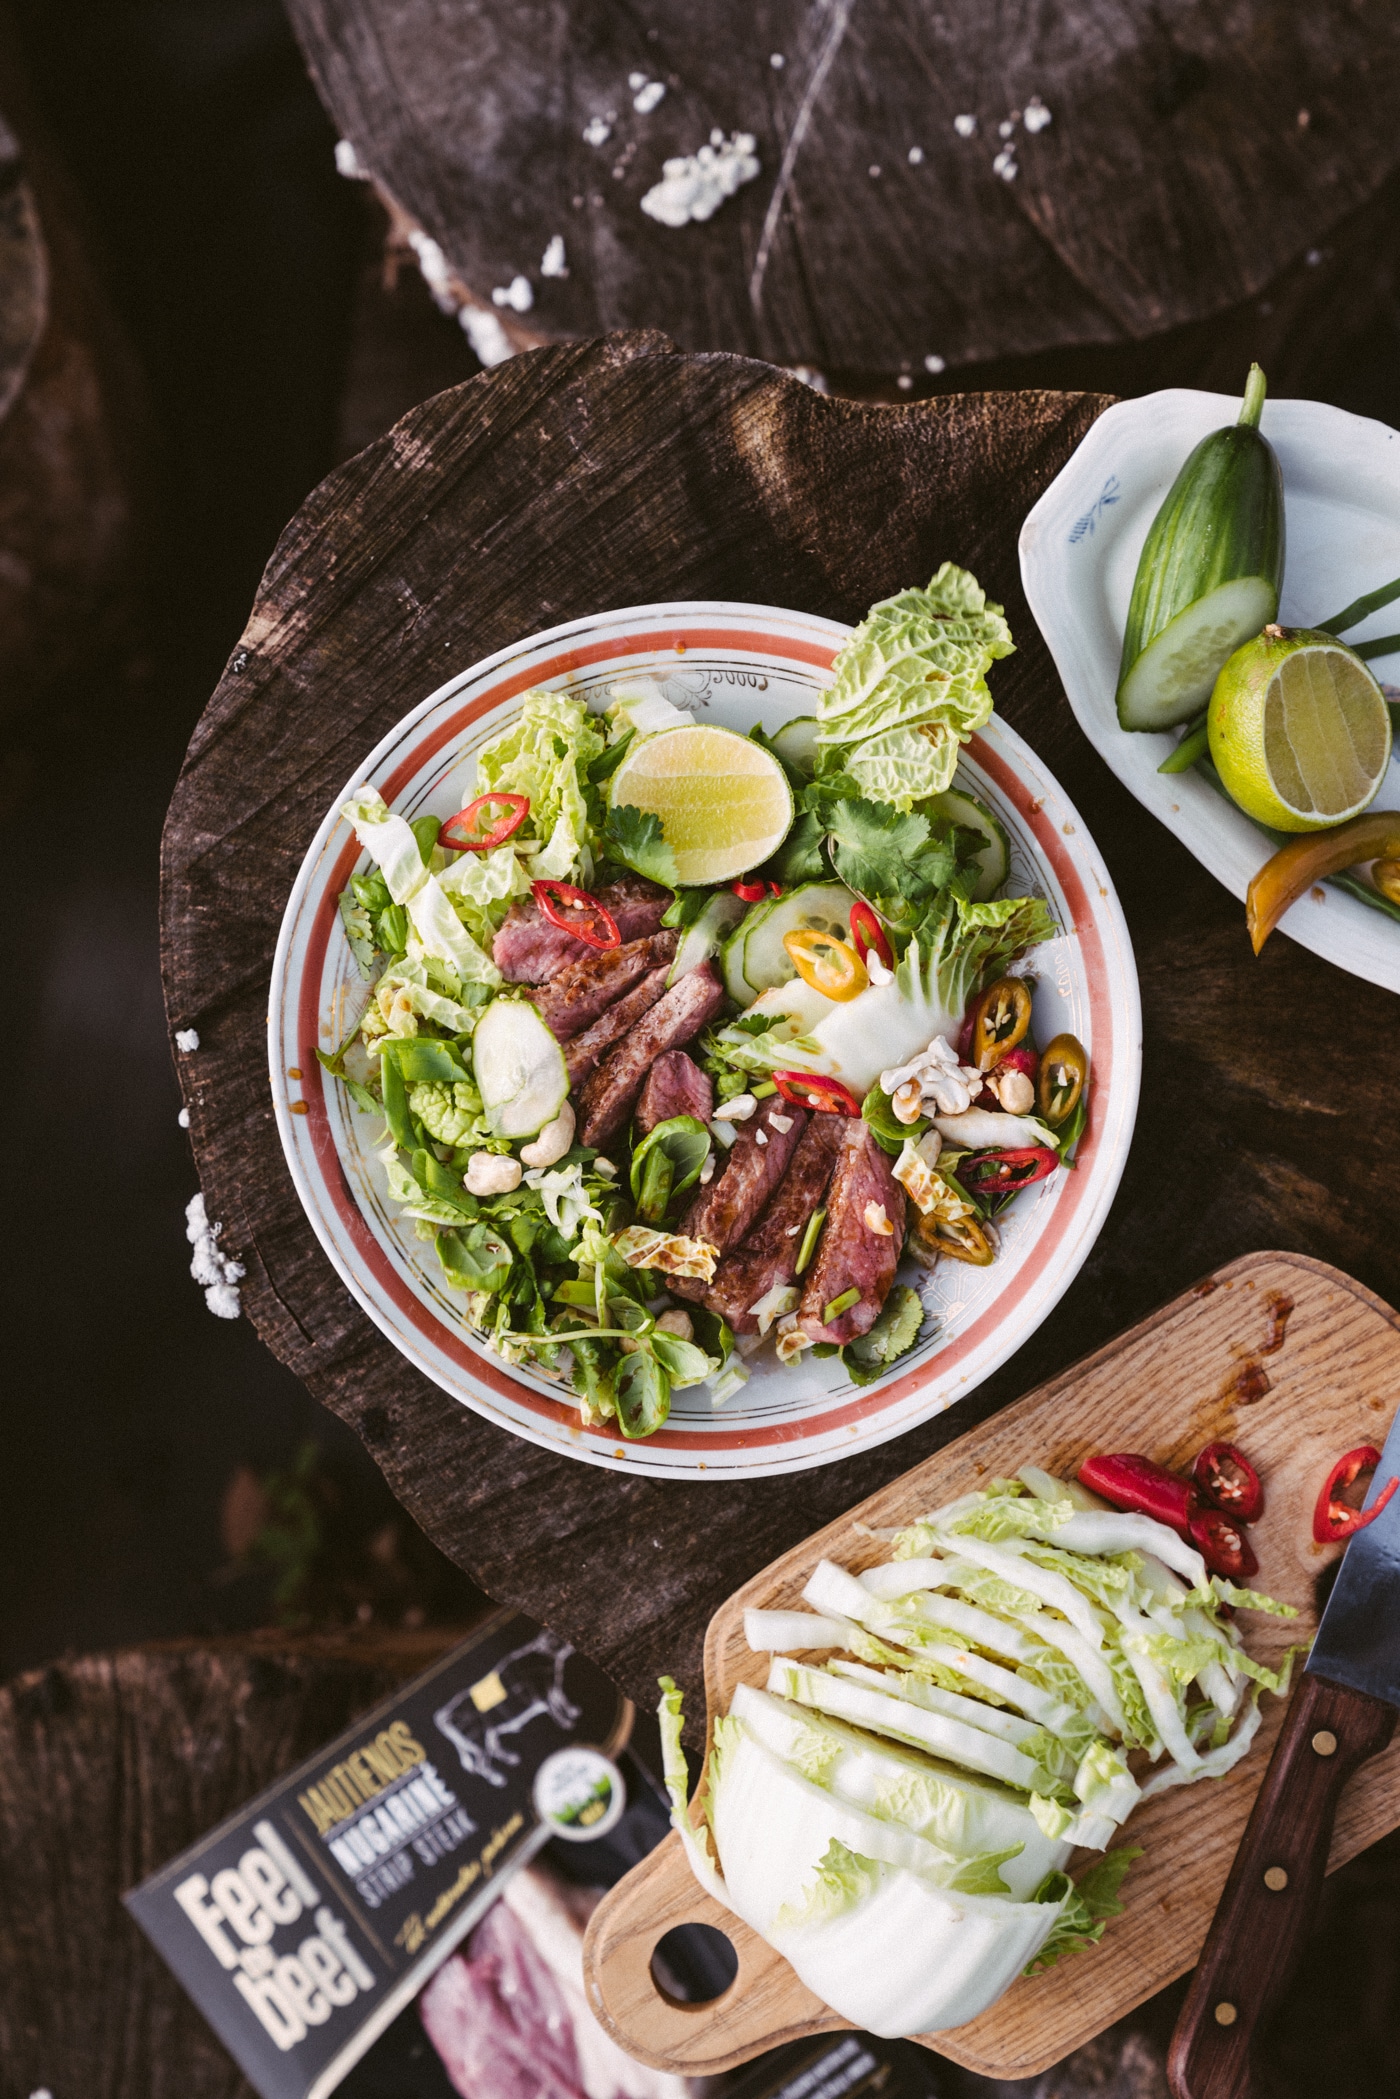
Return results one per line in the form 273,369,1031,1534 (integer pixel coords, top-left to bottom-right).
1116,364,1284,732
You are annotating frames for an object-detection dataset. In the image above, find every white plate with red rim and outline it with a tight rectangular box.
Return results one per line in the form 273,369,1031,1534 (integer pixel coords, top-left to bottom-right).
1019,389,1400,991
270,600,1141,1479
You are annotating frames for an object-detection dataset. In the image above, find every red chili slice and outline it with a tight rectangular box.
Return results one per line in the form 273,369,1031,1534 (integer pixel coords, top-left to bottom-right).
438,791,530,852
732,879,768,902
531,878,621,950
1193,1442,1264,1523
1189,1505,1259,1581
961,1146,1059,1195
773,1071,861,1116
1313,1445,1400,1544
1078,1453,1195,1535
849,900,895,972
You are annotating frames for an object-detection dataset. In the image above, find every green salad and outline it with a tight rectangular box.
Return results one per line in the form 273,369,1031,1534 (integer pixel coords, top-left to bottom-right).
318,565,1088,1439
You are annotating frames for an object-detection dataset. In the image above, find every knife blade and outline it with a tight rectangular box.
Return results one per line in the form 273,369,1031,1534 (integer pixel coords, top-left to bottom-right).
1169,1413,1400,2099
1304,1401,1400,1701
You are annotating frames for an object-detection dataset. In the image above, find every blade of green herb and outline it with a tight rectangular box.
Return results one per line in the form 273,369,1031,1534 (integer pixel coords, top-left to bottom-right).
1317,575,1400,635
1158,717,1210,774
1353,633,1400,662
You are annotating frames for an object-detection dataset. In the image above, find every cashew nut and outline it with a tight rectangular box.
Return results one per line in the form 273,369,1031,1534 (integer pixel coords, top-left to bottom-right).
465,1151,523,1196
655,1308,694,1341
993,1068,1036,1115
713,1093,757,1121
520,1099,576,1169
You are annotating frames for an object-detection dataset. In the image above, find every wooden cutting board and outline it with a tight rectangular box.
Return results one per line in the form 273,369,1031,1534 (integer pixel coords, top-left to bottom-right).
581,1251,1400,2081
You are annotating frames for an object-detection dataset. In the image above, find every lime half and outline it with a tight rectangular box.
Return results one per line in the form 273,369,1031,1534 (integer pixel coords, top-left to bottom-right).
1208,627,1392,833
608,724,794,884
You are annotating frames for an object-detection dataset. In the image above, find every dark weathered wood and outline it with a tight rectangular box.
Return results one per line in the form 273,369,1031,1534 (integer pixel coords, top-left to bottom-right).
0,29,147,715
286,0,1400,377
0,1628,465,2099
160,335,1400,1728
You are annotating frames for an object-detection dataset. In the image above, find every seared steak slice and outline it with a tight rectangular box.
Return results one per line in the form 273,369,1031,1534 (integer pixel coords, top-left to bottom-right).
577,963,726,1147
703,1114,844,1333
563,966,672,1088
797,1120,907,1344
527,931,675,1041
668,1099,808,1303
635,1051,714,1136
493,875,671,982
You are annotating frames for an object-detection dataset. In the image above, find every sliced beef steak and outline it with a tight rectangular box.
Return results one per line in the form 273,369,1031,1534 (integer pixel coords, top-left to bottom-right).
796,1120,907,1345
527,931,675,1041
635,1051,713,1136
667,1098,809,1301
493,875,670,982
703,1113,844,1333
576,963,725,1147
563,966,672,1088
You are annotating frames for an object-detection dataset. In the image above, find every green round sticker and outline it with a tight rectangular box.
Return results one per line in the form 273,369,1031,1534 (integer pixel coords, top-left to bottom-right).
533,1747,625,1841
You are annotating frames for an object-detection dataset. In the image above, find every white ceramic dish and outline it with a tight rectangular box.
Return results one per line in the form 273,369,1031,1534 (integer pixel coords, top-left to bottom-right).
269,601,1140,1479
1019,389,1400,990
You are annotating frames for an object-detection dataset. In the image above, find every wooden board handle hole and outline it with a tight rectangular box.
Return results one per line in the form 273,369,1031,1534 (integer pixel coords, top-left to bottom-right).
650,1921,740,2009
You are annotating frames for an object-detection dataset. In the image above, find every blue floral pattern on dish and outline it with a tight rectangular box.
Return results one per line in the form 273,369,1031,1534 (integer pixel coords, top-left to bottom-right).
1068,475,1121,544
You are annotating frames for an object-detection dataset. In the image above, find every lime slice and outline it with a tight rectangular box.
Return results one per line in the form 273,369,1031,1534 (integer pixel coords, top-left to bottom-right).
1208,628,1392,833
608,724,794,884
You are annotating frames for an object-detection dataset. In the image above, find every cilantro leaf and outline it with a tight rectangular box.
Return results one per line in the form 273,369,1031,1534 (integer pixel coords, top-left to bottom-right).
825,795,961,906
605,803,680,886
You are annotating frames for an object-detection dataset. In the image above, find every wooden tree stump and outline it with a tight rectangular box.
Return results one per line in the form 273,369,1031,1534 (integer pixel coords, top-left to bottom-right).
0,1628,465,2099
286,0,1400,388
161,335,1400,1726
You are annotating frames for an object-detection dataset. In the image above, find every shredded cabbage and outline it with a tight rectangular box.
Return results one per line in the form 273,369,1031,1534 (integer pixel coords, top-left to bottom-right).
815,564,1014,807
472,688,606,880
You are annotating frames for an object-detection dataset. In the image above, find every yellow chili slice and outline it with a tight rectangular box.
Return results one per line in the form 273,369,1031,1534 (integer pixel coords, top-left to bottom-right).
971,976,1033,1070
1246,811,1400,952
1038,1033,1087,1128
783,928,868,1002
918,1211,996,1266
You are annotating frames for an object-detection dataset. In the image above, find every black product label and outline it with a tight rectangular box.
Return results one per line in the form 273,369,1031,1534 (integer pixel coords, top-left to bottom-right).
124,1612,628,2099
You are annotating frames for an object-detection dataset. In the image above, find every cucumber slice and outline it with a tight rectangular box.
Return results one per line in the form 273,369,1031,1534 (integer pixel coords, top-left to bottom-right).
669,890,749,986
1117,575,1278,730
472,997,568,1139
770,715,821,776
742,880,857,996
721,905,766,1003
924,788,1010,902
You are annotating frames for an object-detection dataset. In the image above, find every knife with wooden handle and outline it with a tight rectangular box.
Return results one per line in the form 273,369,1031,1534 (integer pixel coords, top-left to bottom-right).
1168,1420,1400,2099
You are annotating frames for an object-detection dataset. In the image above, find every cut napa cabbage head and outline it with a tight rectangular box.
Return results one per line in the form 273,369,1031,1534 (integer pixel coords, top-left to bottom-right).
730,1684,1071,1900
711,1718,1063,2037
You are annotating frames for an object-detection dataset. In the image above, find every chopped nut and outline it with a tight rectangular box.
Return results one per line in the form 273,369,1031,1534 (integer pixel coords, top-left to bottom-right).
755,1127,769,1146
769,1112,795,1132
864,1201,895,1236
892,1080,924,1124
714,1093,757,1121
655,1307,694,1340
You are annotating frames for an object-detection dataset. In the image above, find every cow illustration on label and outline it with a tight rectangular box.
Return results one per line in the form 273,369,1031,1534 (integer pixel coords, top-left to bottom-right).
432,1629,581,1786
